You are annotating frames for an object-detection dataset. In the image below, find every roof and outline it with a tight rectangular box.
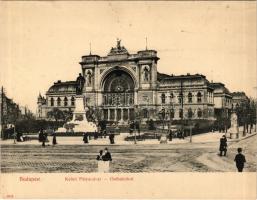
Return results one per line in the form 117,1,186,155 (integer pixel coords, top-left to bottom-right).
210,82,231,95
47,81,77,94
231,92,247,96
157,72,206,81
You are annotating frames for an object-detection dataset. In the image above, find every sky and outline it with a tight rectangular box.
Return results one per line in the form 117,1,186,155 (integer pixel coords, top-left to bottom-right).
0,1,256,113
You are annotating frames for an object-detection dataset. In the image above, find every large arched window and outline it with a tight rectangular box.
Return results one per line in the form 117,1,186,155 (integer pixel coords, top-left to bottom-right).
64,97,68,106
188,92,192,103
50,98,54,106
197,92,202,103
161,93,166,104
197,109,202,118
71,96,75,106
57,97,61,106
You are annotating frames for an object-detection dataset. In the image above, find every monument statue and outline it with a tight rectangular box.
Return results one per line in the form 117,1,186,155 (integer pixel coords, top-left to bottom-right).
117,38,121,49
144,67,150,82
76,73,85,95
228,111,239,139
56,74,97,134
86,71,92,86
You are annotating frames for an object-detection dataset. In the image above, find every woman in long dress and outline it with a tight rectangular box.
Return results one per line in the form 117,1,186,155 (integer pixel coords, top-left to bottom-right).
52,132,57,145
102,148,112,173
96,150,104,172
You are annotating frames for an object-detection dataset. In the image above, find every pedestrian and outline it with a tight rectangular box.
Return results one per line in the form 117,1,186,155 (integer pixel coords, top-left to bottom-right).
42,132,46,147
234,148,246,172
168,129,173,141
83,133,89,144
103,129,107,138
111,133,115,144
39,129,43,141
219,135,227,156
96,150,104,172
129,121,134,135
181,129,185,139
109,133,115,144
102,148,112,172
52,132,57,146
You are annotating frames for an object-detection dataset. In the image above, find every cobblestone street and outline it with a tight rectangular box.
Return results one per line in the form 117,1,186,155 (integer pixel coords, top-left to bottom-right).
1,133,256,173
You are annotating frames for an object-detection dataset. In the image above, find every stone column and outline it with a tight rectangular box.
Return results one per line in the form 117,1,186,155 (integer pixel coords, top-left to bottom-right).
108,109,110,121
121,109,124,121
114,109,117,121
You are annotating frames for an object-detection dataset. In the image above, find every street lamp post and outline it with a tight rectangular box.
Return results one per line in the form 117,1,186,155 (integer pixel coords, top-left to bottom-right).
133,105,138,144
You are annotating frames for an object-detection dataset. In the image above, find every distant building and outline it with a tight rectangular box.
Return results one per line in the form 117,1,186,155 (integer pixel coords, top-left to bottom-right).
37,40,216,126
0,88,21,125
210,82,232,119
37,81,76,119
231,92,249,110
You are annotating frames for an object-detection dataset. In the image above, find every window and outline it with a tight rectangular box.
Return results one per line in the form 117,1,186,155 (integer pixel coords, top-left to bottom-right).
161,93,166,104
188,108,193,118
197,109,202,118
160,108,165,119
197,92,202,103
64,97,68,106
188,92,192,103
170,93,174,104
179,109,183,119
57,97,61,106
170,93,174,98
178,92,183,104
143,109,148,118
50,98,54,106
170,109,174,119
71,96,75,106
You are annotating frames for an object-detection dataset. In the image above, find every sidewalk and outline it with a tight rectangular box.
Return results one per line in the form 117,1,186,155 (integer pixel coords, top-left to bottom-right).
191,129,257,143
1,129,255,146
0,133,188,145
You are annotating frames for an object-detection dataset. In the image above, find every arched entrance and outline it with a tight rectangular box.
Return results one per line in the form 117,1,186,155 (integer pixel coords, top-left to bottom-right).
102,69,135,122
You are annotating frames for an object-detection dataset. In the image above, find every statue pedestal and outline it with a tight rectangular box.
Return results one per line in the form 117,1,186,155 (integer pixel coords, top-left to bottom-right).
56,95,97,133
71,95,87,121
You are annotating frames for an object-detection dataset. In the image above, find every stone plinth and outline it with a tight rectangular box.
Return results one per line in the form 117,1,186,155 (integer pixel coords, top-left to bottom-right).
56,95,97,133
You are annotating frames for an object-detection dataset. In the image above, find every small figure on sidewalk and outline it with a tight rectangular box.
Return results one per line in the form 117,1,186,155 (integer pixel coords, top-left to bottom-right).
129,121,134,135
52,132,57,146
219,135,227,156
234,148,246,172
83,133,89,144
109,133,115,144
168,129,173,141
39,129,46,147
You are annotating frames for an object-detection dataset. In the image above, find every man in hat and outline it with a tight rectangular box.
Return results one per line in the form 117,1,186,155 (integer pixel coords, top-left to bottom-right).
234,148,246,172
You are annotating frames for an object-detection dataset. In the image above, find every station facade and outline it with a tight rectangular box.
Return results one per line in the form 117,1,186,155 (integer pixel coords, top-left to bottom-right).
38,41,217,125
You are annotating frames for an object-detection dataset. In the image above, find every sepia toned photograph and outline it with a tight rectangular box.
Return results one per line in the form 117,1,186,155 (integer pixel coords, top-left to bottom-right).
0,1,256,176
0,3,256,199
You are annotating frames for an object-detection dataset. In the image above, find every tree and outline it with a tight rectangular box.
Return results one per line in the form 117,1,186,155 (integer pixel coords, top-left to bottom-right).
47,108,65,122
235,98,255,135
62,110,73,122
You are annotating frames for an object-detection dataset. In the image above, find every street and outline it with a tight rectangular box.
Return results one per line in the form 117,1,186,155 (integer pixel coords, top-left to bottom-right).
1,134,256,173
